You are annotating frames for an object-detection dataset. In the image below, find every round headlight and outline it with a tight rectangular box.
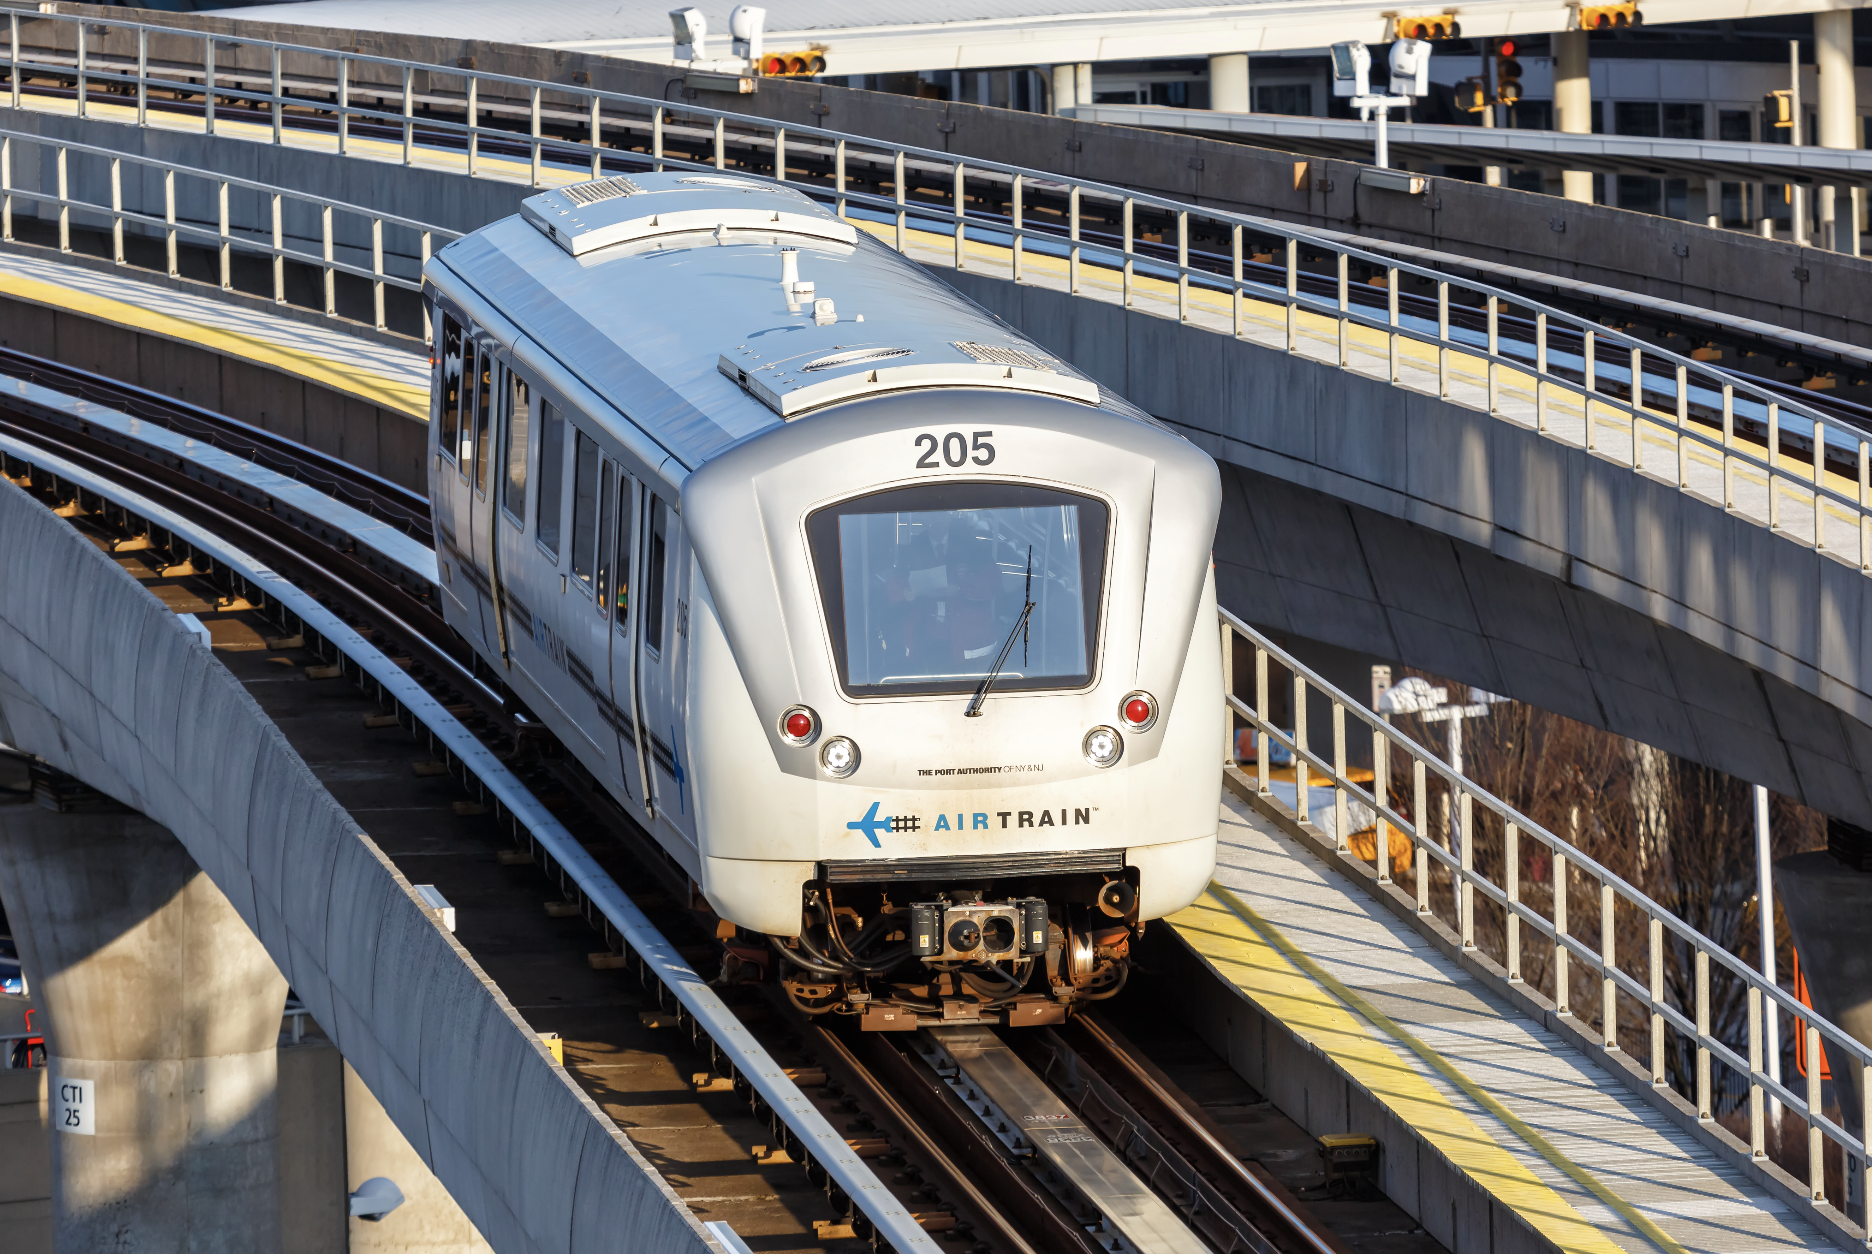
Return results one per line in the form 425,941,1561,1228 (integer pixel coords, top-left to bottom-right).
819,736,860,778
1083,725,1124,769
1120,691,1158,732
779,705,818,746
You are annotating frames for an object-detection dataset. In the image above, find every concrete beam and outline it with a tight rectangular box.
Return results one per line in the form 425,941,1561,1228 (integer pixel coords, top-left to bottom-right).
0,480,716,1254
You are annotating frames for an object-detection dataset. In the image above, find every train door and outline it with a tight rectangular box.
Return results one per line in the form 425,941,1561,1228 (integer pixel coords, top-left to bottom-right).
433,314,475,630
508,394,579,727
461,344,500,656
637,493,695,848
441,334,492,650
606,468,648,813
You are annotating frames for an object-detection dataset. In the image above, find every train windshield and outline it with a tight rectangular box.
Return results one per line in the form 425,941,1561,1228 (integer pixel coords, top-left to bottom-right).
808,483,1108,698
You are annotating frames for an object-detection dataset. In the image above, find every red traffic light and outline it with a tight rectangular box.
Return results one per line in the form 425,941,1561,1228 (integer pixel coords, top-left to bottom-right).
1497,38,1516,56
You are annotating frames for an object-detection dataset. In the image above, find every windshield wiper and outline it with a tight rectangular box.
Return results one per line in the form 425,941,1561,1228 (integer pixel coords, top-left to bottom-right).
965,548,1032,719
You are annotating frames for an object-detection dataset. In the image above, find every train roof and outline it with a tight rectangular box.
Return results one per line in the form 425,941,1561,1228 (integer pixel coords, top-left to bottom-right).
428,172,1114,472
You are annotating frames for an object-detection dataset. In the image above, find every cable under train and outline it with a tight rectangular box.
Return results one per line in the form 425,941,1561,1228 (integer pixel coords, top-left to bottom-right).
422,170,1222,1028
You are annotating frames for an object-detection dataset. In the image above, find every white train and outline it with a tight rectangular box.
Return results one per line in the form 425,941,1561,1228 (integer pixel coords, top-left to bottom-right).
423,172,1222,1027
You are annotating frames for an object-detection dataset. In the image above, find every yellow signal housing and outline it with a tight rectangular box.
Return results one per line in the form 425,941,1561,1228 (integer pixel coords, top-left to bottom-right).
1766,89,1794,128
1392,12,1462,39
1456,77,1487,112
760,51,827,76
1578,1,1641,29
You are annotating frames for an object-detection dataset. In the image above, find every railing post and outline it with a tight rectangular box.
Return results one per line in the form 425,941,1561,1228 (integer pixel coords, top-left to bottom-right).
835,138,848,218
773,125,785,181
1292,673,1309,824
1386,267,1400,382
271,193,283,302
1011,173,1023,281
136,27,147,125
1459,791,1473,949
530,84,543,184
1176,210,1189,321
163,168,177,276
1768,402,1782,531
1285,239,1298,352
1815,418,1829,553
218,180,230,289
271,45,283,144
1748,986,1766,1158
55,145,67,253
110,156,123,264
893,150,905,252
1221,618,1235,766
1436,279,1449,396
1332,700,1348,854
372,217,385,330
421,230,434,346
8,12,19,112
1722,384,1736,509
1254,645,1269,797
465,75,478,177
1069,186,1081,295
403,65,415,165
1229,223,1240,334
321,203,334,315
1696,948,1713,1120
1630,345,1643,413
1336,253,1349,368
336,55,349,155
1,137,11,243
712,115,725,170
1487,294,1499,413
953,161,965,270
1412,758,1428,914
1504,822,1520,979
1535,311,1549,432
1374,730,1391,883
1554,850,1570,1014
1600,881,1617,1049
1123,197,1135,307
653,105,664,172
1649,915,1665,1084
590,94,603,180
204,35,215,135
75,21,85,120
1807,1025,1825,1202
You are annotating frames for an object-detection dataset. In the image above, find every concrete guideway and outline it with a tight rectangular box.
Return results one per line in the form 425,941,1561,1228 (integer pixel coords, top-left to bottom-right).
1163,793,1837,1254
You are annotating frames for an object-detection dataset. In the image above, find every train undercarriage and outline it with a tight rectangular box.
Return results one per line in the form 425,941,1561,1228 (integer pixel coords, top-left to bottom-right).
723,872,1143,1029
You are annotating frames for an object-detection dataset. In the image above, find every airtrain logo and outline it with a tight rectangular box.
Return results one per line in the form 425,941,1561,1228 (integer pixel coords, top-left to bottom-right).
846,803,1095,848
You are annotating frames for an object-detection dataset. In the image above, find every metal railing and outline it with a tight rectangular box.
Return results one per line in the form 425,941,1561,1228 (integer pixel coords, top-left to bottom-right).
1220,603,1872,1236
5,9,1870,574
0,125,454,340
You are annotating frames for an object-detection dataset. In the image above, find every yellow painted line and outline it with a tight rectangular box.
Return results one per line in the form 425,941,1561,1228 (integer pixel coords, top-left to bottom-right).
1172,883,1687,1254
0,267,428,419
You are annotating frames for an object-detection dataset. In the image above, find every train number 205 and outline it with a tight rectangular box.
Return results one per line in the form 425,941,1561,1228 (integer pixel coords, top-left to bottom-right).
914,431,995,469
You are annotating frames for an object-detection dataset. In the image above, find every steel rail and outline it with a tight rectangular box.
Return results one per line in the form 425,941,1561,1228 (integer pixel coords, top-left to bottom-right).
0,415,943,1254
1216,602,1872,1234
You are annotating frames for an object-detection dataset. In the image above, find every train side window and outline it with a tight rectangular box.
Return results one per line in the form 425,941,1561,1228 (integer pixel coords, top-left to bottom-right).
472,352,494,496
570,431,601,593
595,460,616,618
643,496,668,656
438,316,462,463
501,374,530,525
612,475,634,632
457,342,478,475
536,402,566,558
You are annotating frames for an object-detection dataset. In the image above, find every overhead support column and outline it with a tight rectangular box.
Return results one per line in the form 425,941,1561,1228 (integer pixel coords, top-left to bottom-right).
1814,10,1859,256
1210,53,1250,113
1052,63,1076,113
0,799,289,1250
1553,29,1593,204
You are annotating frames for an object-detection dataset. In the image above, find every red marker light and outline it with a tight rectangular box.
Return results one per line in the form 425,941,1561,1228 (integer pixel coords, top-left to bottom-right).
1124,698,1152,726
786,712,814,739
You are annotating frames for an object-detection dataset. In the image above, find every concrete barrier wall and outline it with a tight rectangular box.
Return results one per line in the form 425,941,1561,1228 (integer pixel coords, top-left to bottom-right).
38,2,1872,347
0,480,717,1254
0,281,429,492
0,1067,49,1251
943,268,1872,826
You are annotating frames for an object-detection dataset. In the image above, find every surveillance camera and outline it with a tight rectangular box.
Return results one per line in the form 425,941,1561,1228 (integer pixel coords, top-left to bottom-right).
669,7,708,60
729,5,765,60
1388,37,1432,96
1329,41,1371,98
348,1177,405,1224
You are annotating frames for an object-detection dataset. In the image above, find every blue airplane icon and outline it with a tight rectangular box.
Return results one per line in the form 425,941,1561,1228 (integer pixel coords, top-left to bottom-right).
847,802,892,848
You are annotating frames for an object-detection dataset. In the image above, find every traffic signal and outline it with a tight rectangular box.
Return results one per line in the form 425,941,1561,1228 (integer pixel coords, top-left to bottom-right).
1456,77,1488,113
1578,2,1641,29
1494,39,1523,105
1392,12,1462,39
1765,89,1794,129
760,51,826,76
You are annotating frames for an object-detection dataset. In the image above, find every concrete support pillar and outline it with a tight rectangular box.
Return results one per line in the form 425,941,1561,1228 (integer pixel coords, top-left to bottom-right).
1774,852,1872,1142
1815,10,1857,253
344,1060,492,1252
1052,63,1075,113
1075,63,1093,110
1553,30,1593,204
1210,53,1249,113
0,803,288,1252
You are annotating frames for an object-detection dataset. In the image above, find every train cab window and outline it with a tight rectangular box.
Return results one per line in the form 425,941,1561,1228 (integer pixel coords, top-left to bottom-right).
570,431,601,593
536,402,566,558
501,374,530,524
438,316,462,463
613,476,634,630
807,482,1108,698
472,352,494,496
643,497,669,656
595,461,616,618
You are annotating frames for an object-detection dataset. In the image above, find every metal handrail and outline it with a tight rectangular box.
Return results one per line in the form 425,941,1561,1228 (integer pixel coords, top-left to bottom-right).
1219,603,1871,1226
7,8,1869,571
0,124,456,340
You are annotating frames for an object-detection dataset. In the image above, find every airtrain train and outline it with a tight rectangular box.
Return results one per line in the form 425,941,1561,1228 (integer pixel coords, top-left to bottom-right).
423,171,1222,1027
